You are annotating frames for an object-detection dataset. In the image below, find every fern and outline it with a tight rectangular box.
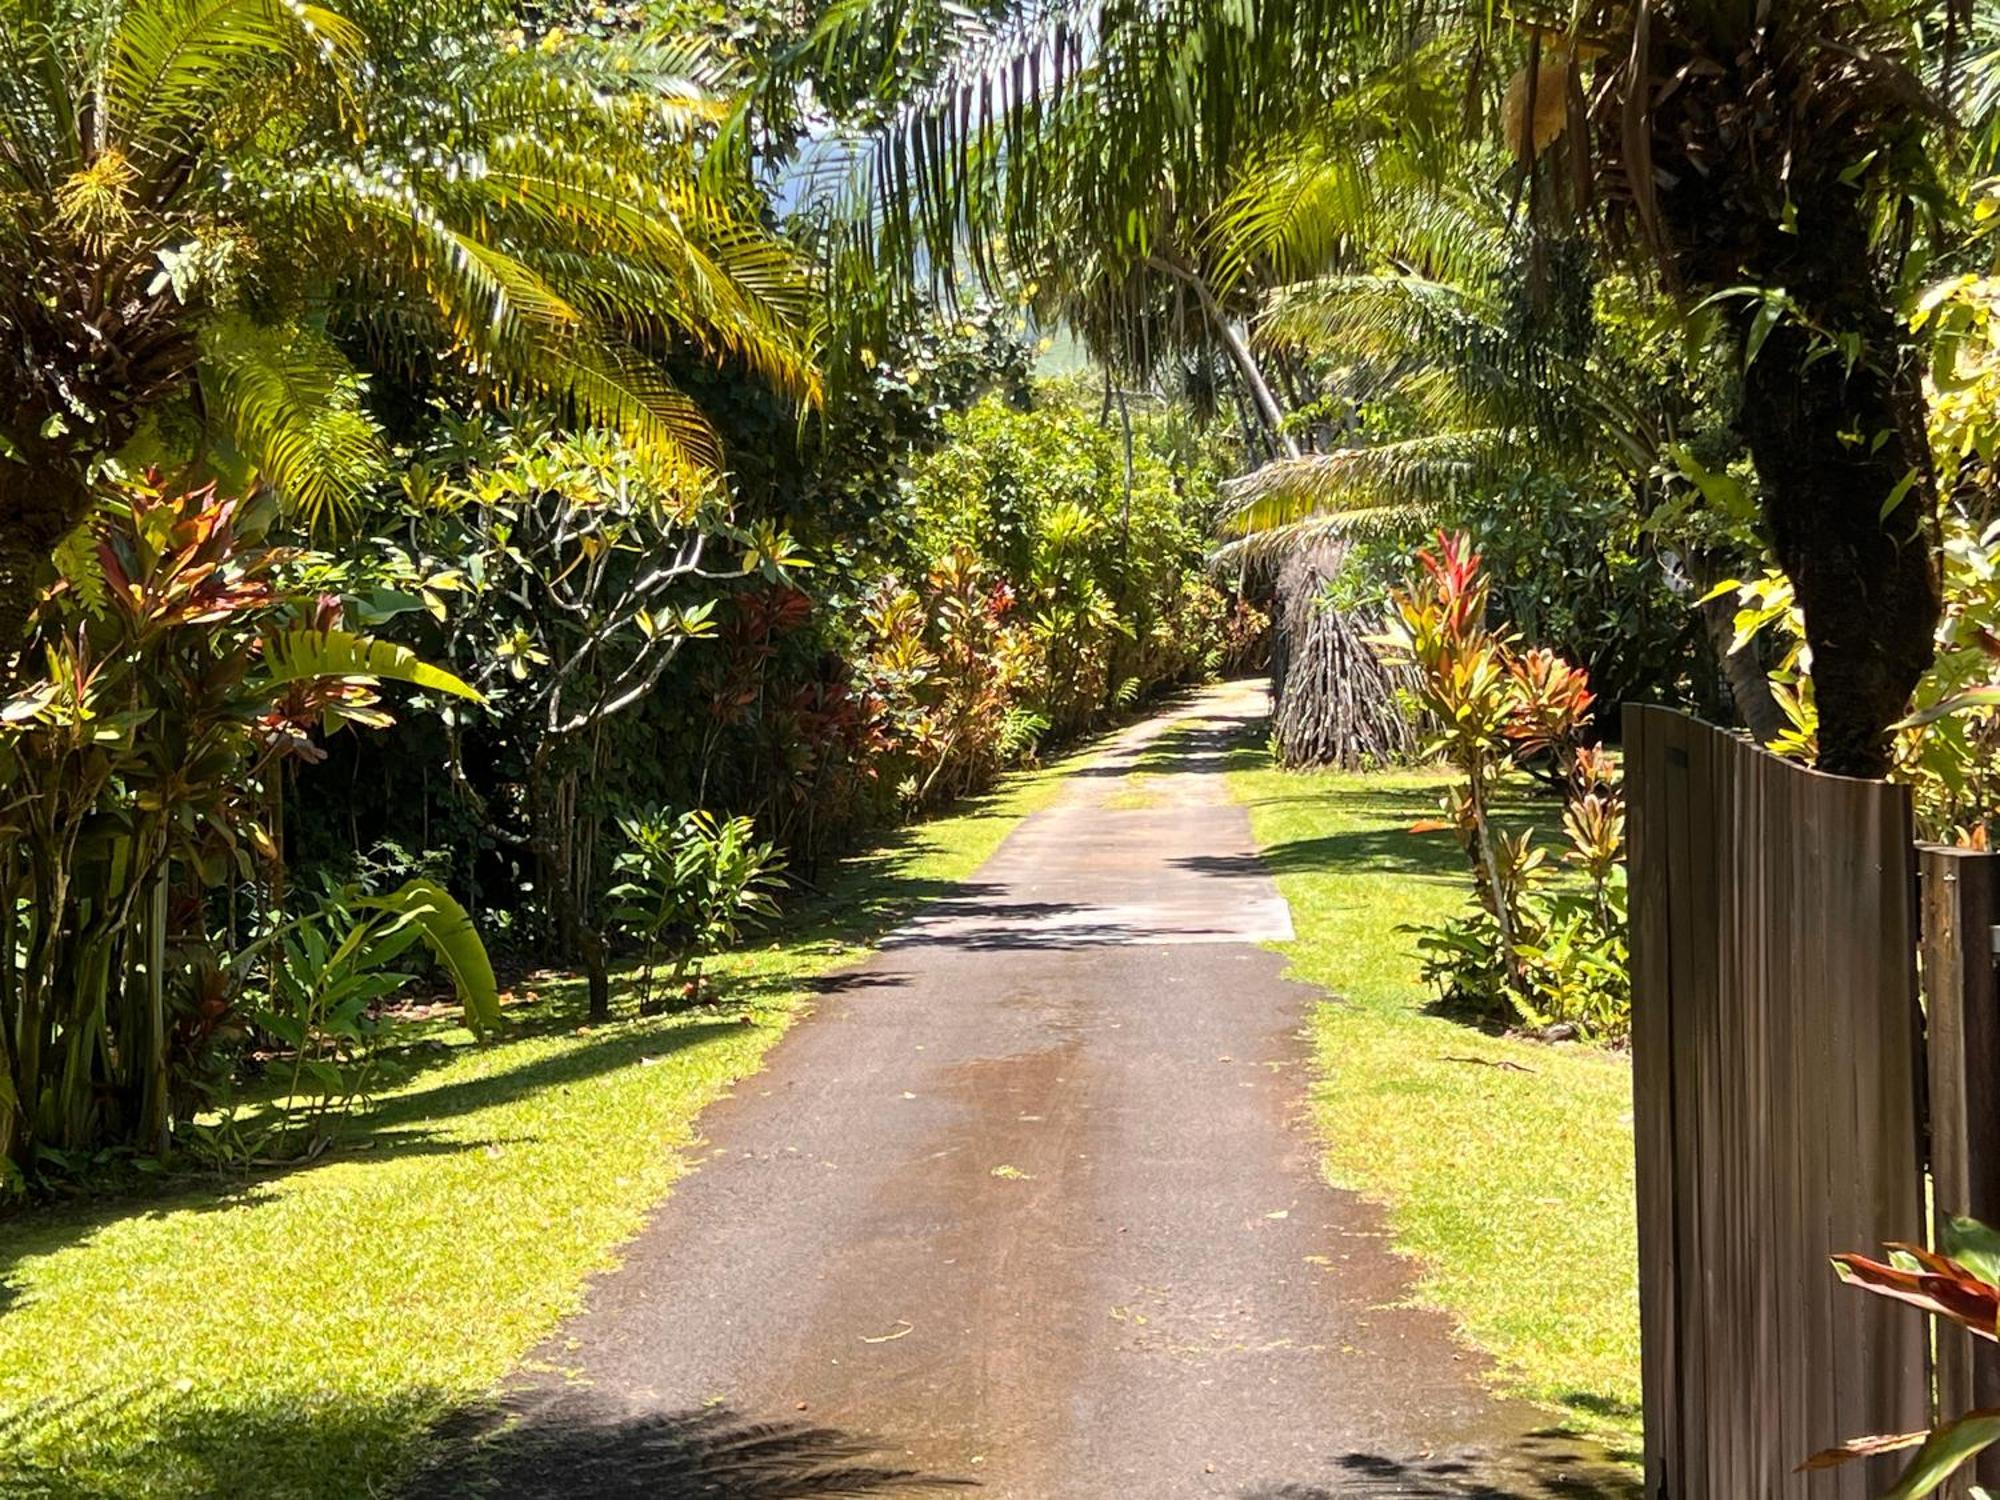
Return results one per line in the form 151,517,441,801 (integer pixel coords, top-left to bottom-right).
261,627,483,702
997,706,1049,760
51,524,108,615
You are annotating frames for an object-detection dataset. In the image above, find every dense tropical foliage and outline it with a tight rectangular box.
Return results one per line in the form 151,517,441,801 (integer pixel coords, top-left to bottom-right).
20,0,2000,1492
10,0,2000,1176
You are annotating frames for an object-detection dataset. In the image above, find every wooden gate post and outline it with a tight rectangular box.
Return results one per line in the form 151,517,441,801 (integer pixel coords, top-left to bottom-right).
1921,844,2000,1493
1627,705,1927,1499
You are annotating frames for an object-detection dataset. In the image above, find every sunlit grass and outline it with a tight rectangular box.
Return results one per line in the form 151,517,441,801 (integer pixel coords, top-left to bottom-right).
1224,744,1641,1459
0,745,1090,1500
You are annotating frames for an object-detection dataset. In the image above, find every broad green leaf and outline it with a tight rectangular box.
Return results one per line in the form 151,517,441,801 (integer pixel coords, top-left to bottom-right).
357,879,501,1034
1667,444,1755,523
263,628,482,703
1884,1410,2000,1500
1941,1216,2000,1289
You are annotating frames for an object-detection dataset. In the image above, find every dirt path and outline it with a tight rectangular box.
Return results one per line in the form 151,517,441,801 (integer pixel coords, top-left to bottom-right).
428,682,1634,1499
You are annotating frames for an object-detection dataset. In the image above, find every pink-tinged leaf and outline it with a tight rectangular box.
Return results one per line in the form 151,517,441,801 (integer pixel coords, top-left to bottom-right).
1832,1253,2000,1339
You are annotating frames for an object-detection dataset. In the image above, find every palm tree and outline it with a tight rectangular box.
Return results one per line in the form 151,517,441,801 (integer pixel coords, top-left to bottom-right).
0,0,818,674
1502,2,1956,776
1209,150,1791,740
789,0,1971,775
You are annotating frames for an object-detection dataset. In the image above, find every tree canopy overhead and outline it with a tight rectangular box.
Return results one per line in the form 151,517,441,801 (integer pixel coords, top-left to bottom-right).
784,0,1993,773
0,0,818,669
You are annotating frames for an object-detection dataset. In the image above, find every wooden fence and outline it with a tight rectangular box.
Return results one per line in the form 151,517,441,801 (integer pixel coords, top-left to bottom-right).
1921,843,2000,1494
1626,706,1930,1499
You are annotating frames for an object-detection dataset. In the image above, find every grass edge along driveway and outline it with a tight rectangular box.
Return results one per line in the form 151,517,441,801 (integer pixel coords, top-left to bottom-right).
1224,739,1642,1462
0,739,1098,1500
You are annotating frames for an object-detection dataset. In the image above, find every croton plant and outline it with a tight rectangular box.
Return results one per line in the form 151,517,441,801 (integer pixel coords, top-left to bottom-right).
1807,1215,2000,1497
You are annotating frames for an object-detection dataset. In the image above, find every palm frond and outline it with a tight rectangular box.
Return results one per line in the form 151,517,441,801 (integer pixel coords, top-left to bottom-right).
108,0,361,169
1211,507,1427,566
471,140,819,401
1203,68,1503,295
276,166,736,474
198,314,387,531
1216,429,1512,549
1256,271,1500,360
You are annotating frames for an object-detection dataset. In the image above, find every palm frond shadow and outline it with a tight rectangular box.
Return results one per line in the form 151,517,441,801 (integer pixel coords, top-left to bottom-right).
1067,717,1251,779
1242,1437,1642,1499
416,1399,977,1498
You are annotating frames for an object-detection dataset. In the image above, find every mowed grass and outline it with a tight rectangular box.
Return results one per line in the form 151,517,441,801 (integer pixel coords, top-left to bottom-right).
1225,741,1641,1456
0,743,1095,1500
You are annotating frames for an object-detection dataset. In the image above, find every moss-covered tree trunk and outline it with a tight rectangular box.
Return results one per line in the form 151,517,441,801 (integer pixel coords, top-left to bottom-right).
1737,314,1939,779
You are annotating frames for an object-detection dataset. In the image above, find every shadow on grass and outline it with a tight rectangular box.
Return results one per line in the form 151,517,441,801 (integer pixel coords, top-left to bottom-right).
1239,1430,1641,1499
0,1012,744,1297
0,722,1091,1292
361,1020,743,1136
1213,717,1566,883
415,1395,974,1499
0,1388,973,1500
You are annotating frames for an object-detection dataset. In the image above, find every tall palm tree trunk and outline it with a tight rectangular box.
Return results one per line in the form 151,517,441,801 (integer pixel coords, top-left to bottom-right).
1741,321,1939,777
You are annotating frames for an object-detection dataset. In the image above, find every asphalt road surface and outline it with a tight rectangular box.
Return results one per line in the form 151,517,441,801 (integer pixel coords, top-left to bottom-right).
421,680,1634,1500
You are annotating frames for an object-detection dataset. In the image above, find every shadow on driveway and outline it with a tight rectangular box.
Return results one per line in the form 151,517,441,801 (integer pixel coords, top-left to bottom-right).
415,1398,976,1499
1240,1432,1642,1499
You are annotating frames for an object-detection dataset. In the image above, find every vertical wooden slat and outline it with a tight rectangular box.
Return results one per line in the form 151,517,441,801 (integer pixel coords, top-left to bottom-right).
1742,733,1773,1491
1822,776,1861,1500
1628,709,1926,1499
1671,716,1712,1498
1687,721,1726,1497
1766,744,1806,1495
1923,845,2000,1494
1627,705,1680,1499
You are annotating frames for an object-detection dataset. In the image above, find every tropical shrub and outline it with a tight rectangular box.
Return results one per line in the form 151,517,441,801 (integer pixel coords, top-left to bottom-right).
608,810,785,1007
203,879,499,1164
908,391,1228,738
855,549,1041,806
393,423,797,1020
1382,532,1629,1040
0,478,486,1186
1808,1214,2000,1497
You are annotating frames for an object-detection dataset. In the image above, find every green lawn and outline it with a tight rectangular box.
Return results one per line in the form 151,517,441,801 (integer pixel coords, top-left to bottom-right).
0,745,1091,1500
1225,743,1642,1458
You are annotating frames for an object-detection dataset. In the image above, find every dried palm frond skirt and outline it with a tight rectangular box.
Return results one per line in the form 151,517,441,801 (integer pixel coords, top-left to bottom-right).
1267,541,1416,770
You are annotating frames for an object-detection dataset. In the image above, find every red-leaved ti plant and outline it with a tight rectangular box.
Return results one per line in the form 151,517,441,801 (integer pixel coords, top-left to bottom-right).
1804,1216,2000,1497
